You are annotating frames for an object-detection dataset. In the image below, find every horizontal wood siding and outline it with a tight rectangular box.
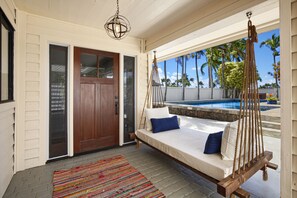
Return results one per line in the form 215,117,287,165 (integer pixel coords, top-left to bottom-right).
292,0,297,196
137,54,148,128
24,33,41,169
0,103,15,197
0,0,16,196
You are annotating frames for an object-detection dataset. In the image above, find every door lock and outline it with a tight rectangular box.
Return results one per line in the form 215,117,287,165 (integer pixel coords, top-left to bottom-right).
115,96,119,115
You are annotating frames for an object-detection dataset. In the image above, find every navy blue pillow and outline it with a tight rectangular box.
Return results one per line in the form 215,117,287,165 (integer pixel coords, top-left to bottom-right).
204,131,223,154
151,116,180,133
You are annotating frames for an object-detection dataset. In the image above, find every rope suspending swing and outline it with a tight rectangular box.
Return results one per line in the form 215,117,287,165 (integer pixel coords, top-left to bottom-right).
232,11,265,177
217,12,278,197
138,51,165,130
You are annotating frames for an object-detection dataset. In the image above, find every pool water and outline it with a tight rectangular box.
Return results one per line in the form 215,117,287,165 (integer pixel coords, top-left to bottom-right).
171,100,279,111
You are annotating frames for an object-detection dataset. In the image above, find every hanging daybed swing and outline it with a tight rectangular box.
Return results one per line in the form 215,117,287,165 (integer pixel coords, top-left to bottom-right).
135,12,278,198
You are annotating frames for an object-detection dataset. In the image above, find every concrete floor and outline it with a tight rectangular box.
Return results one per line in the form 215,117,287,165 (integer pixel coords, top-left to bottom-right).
3,117,280,198
3,144,280,198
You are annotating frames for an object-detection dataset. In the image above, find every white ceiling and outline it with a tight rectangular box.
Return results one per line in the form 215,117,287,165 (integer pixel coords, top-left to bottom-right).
14,0,279,58
13,0,214,39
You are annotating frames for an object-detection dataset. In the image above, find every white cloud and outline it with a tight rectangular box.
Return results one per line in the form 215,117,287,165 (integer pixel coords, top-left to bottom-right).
157,68,164,79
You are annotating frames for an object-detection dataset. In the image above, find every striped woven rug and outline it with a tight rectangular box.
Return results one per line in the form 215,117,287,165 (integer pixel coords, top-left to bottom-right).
53,155,165,198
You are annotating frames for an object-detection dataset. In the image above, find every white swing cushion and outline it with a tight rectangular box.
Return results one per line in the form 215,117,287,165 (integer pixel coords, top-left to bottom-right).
221,118,254,160
145,107,170,131
221,122,237,160
221,121,238,160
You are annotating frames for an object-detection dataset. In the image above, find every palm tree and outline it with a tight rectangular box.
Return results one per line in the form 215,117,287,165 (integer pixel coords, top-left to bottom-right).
228,39,246,62
182,54,192,100
175,57,179,87
220,50,226,98
175,75,194,87
164,60,167,101
201,47,221,99
161,78,171,86
190,51,204,100
260,34,280,98
182,56,185,100
175,56,182,87
198,81,204,88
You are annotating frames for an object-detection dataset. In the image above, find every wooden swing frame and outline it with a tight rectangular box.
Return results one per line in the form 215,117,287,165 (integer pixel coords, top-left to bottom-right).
136,12,278,198
136,136,277,198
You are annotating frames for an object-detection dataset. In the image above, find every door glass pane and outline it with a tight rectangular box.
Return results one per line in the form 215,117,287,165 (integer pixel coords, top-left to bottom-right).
49,45,68,158
1,25,9,101
99,56,113,78
80,53,97,77
123,56,135,143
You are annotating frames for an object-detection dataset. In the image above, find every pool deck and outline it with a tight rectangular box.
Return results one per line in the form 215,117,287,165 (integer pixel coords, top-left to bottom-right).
260,102,280,117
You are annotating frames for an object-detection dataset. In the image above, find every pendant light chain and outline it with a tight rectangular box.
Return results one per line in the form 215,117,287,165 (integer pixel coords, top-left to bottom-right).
104,0,131,40
116,0,119,16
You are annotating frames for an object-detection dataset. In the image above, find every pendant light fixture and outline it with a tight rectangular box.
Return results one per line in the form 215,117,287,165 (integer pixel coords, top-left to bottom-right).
104,0,131,40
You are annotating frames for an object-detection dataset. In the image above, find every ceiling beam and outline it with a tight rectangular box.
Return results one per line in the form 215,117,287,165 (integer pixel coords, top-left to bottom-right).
144,0,266,52
156,20,279,62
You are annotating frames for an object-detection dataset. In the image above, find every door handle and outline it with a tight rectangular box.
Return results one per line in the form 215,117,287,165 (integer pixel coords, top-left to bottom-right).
115,96,119,115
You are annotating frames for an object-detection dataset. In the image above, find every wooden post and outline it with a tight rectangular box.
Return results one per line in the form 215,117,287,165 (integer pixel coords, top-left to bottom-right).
136,139,140,149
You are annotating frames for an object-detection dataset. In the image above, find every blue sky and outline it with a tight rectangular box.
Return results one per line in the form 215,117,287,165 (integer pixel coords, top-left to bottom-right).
157,29,280,88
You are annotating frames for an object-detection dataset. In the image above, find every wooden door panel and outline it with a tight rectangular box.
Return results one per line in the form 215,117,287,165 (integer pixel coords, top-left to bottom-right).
80,83,96,141
99,84,115,137
80,137,116,152
74,47,119,154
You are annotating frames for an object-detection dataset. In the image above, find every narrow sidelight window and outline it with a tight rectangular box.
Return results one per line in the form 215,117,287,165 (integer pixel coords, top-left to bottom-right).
49,45,68,158
123,56,135,143
0,8,14,103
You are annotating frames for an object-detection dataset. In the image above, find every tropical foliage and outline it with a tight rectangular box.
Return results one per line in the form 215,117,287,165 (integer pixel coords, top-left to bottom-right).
266,93,278,101
260,34,280,98
259,83,278,89
200,48,220,99
157,31,279,101
217,61,261,91
161,74,194,87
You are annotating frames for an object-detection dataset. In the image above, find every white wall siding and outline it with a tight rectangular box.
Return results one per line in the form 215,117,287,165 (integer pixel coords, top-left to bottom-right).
0,103,15,197
15,11,147,171
136,53,148,128
292,0,297,196
0,0,17,196
280,0,295,197
23,33,41,169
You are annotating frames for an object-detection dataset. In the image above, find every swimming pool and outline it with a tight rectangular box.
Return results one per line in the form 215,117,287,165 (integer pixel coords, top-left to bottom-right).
169,99,279,111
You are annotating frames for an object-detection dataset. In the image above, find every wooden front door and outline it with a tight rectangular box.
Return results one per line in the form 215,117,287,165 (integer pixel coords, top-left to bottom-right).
74,47,119,154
